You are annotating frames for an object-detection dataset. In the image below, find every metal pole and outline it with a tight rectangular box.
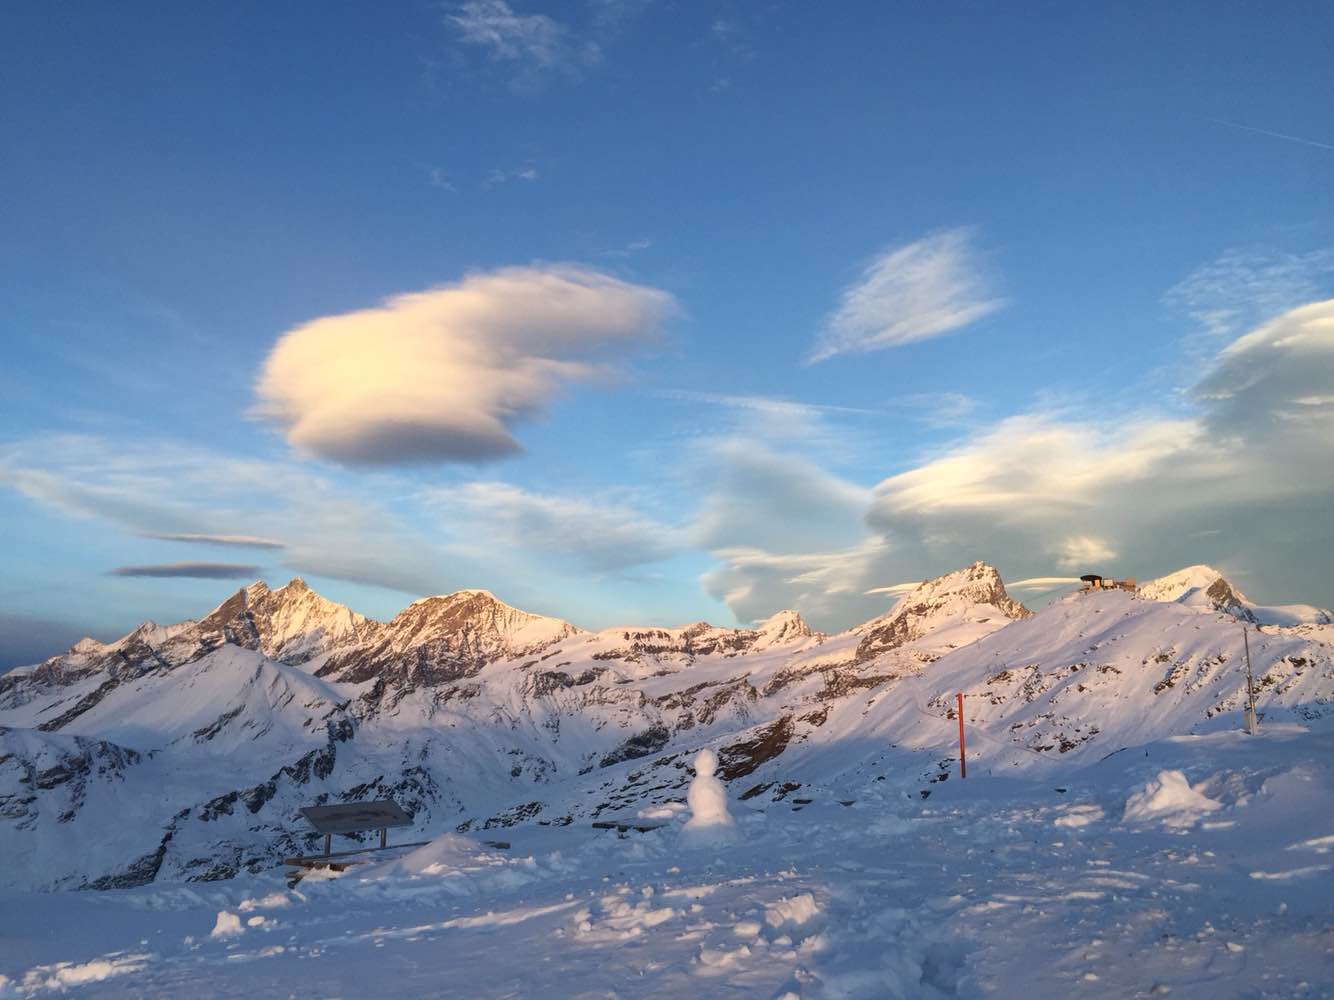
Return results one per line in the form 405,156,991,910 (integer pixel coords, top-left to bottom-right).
957,692,967,779
1243,628,1258,735
380,827,387,849
324,833,332,856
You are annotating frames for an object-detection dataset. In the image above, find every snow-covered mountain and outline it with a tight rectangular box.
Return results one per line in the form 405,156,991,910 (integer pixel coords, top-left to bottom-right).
2,563,1331,892
1139,564,1334,626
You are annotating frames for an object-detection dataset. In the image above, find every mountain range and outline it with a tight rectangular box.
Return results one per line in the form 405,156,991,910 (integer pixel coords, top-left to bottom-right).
2,562,1331,891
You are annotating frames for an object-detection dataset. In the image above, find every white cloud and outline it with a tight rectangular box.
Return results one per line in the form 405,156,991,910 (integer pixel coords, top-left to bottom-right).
689,440,871,556
1007,577,1081,593
810,228,1004,362
870,415,1211,526
1053,536,1117,570
700,539,891,627
424,481,680,571
252,265,676,467
447,1,601,87
865,581,922,596
1194,298,1334,431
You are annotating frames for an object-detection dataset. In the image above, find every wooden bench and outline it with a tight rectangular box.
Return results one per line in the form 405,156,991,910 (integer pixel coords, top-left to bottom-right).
284,799,428,884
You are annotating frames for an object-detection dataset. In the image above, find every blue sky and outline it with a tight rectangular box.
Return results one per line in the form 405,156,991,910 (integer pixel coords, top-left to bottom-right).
3,1,1333,665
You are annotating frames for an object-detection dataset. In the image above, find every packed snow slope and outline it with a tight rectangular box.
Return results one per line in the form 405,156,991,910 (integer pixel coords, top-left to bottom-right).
2,564,1332,894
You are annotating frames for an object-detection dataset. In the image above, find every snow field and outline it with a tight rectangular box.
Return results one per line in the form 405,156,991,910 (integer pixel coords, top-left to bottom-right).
3,726,1330,997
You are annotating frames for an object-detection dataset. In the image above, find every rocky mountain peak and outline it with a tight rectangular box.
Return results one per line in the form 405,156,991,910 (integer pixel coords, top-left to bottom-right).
389,589,582,658
1137,565,1334,626
911,561,1027,613
854,561,1029,662
1138,565,1256,622
188,578,369,664
1139,565,1230,602
242,580,271,601
755,610,818,646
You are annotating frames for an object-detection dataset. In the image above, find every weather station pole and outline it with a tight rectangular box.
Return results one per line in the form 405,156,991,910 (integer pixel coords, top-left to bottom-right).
1242,628,1259,735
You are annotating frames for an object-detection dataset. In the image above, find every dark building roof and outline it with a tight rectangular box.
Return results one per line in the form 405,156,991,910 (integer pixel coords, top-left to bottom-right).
1079,574,1103,583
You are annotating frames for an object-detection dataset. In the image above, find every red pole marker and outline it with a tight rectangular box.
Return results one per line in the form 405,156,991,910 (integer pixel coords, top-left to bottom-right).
957,692,967,779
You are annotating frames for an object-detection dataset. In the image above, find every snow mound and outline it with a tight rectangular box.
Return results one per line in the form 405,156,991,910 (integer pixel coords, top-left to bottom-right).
1053,804,1105,828
210,910,244,938
1123,770,1222,828
360,833,485,879
764,892,821,934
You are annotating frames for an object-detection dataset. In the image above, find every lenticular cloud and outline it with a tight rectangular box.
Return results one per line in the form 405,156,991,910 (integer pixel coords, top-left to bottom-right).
253,265,676,466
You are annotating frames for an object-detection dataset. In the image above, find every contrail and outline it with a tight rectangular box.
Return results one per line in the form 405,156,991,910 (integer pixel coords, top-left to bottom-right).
1209,118,1334,153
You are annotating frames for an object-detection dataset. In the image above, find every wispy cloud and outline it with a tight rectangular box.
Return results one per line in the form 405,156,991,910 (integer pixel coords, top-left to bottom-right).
484,164,540,187
424,481,681,571
864,581,921,596
252,264,676,466
1165,246,1334,339
1,435,448,596
1209,118,1334,153
447,1,601,89
597,237,653,259
588,0,653,35
890,391,978,428
810,228,1004,362
428,166,456,192
109,562,262,580
144,532,285,550
1007,576,1081,593
708,16,755,60
659,390,876,419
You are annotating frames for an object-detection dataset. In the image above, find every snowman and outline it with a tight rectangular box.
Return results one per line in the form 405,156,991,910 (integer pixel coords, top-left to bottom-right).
681,748,737,846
